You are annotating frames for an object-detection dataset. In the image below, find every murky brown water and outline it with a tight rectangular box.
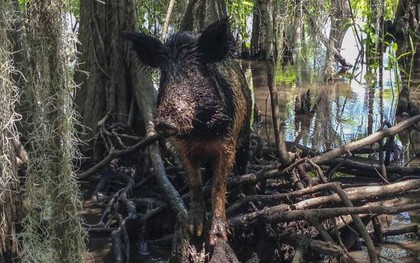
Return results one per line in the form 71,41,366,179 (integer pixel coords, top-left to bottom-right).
84,42,420,261
242,55,420,262
246,61,399,152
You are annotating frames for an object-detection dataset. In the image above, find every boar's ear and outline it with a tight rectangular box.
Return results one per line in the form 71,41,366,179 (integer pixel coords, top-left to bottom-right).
198,17,233,63
120,31,166,68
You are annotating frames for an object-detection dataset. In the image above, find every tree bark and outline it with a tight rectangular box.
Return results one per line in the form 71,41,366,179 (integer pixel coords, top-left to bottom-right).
259,0,274,61
394,0,420,40
162,0,177,40
180,0,227,32
75,0,143,159
0,1,22,261
250,3,261,58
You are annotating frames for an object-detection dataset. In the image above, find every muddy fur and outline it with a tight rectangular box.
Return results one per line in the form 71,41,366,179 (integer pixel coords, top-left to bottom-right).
124,18,252,248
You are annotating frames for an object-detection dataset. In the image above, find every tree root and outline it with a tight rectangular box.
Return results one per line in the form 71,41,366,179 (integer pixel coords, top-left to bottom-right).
80,115,420,262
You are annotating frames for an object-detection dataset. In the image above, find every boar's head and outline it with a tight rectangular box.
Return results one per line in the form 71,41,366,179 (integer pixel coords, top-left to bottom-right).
122,18,236,138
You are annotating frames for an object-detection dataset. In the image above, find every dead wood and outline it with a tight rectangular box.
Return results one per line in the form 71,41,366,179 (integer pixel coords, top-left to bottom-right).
293,179,420,210
81,102,420,262
228,179,420,238
229,176,420,218
77,133,159,179
227,182,339,216
378,223,420,237
230,201,420,226
283,232,348,259
311,114,420,164
331,195,419,230
329,184,378,262
325,157,420,178
209,241,240,263
228,158,321,187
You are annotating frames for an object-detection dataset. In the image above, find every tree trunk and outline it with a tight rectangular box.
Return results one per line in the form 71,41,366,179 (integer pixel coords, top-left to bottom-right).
162,0,177,40
20,0,86,262
0,1,22,261
259,0,275,61
394,0,420,40
250,3,262,58
395,1,420,123
395,0,420,152
75,0,144,159
324,0,351,81
292,0,303,64
180,0,227,32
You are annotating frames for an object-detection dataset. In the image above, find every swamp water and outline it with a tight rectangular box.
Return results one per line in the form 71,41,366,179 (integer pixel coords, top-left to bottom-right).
84,33,420,262
241,35,420,262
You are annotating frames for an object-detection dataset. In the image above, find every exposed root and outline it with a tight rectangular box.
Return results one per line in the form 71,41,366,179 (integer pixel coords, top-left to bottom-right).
81,116,420,262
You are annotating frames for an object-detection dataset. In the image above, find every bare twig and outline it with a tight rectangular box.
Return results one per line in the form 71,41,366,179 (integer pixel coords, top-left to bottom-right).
77,134,159,179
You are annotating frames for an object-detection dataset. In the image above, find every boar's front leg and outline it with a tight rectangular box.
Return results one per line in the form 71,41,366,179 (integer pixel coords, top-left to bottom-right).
179,155,206,237
208,142,236,245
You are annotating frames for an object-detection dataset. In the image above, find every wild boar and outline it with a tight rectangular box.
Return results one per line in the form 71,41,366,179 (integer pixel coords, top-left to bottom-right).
123,18,252,245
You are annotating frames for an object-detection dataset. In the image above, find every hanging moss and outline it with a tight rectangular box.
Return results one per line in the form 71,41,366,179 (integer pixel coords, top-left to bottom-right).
20,0,86,262
0,1,22,261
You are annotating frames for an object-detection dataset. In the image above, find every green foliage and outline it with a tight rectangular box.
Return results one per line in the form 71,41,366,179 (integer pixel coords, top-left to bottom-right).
349,0,399,72
69,0,80,19
351,0,396,20
18,0,27,10
384,0,398,20
275,65,298,85
385,31,419,90
227,0,254,40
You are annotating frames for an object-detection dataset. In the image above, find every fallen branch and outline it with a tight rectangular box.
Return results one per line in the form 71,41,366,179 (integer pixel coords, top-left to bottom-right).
379,223,419,237
76,134,159,179
311,114,420,164
229,180,420,225
325,157,420,176
330,195,418,230
282,232,347,258
293,179,420,210
330,184,378,262
230,201,420,226
227,182,339,216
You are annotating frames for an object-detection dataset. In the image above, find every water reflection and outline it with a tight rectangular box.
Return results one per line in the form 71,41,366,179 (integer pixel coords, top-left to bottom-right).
242,45,420,261
246,62,398,153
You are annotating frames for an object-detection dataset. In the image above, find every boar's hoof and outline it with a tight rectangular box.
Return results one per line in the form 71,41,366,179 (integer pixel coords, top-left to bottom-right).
208,218,228,246
188,205,205,237
154,120,178,137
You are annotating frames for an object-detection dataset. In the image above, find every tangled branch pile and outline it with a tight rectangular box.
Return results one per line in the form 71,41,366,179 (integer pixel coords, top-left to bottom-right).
81,115,420,262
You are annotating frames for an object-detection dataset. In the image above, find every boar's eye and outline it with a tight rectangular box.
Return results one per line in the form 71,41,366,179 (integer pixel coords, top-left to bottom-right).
197,17,233,63
121,31,167,68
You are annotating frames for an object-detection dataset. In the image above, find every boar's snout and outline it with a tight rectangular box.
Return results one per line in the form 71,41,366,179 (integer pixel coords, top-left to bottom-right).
154,118,179,137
